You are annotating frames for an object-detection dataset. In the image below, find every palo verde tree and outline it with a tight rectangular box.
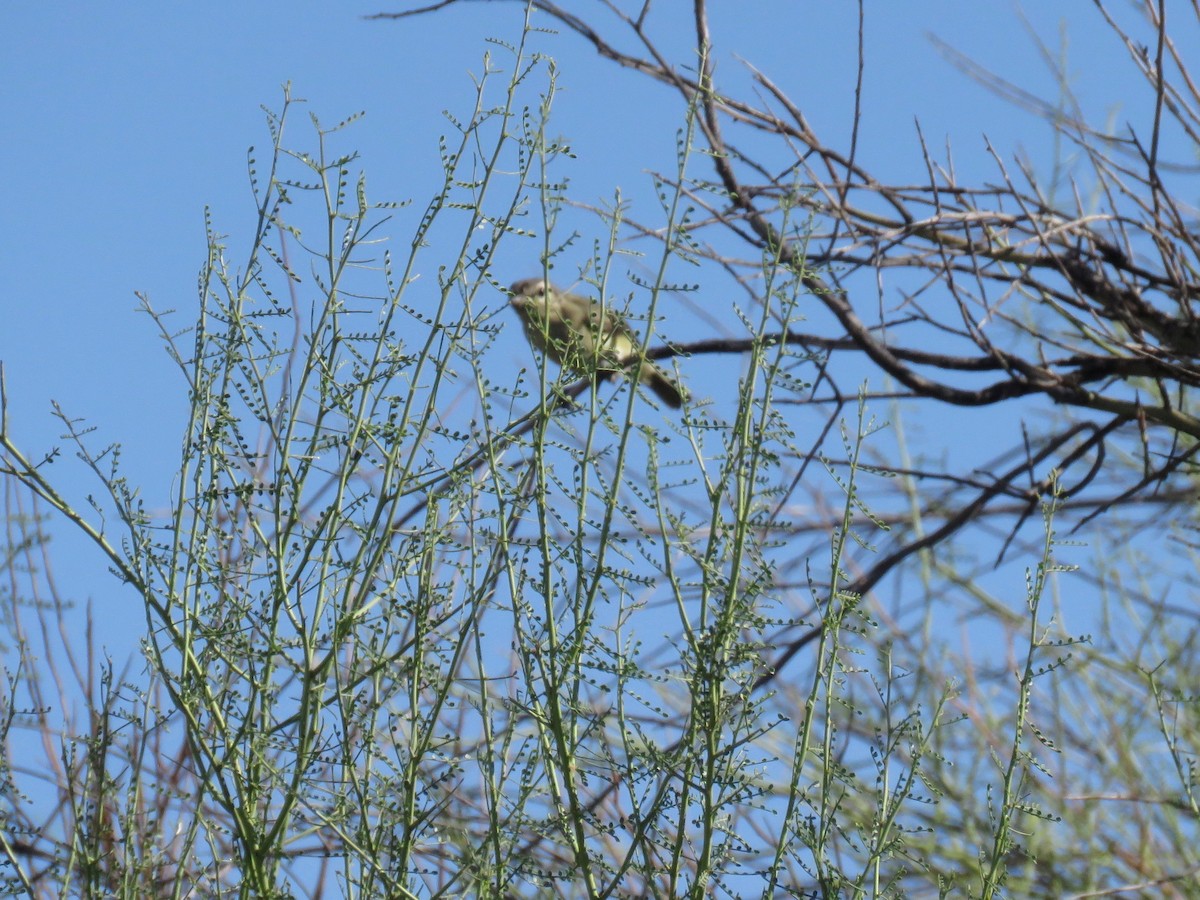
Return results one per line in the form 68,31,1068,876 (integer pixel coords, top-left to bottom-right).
2,3,1198,898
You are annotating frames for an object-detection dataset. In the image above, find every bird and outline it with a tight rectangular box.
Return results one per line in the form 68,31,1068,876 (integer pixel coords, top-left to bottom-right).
508,277,686,409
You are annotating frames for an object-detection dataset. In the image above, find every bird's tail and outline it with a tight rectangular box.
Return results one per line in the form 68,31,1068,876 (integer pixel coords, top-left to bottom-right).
641,364,686,409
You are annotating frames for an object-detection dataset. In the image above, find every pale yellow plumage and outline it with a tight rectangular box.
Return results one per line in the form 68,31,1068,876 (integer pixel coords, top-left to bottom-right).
508,278,686,409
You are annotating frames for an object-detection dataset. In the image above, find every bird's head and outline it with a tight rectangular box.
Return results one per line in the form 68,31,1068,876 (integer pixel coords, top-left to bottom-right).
508,279,556,328
509,277,549,304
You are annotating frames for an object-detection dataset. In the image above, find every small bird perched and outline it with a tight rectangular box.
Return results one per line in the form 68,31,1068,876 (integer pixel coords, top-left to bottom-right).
508,277,686,409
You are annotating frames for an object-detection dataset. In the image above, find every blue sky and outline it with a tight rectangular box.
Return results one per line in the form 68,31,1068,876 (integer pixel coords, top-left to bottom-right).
8,10,1197,891
0,3,1159,660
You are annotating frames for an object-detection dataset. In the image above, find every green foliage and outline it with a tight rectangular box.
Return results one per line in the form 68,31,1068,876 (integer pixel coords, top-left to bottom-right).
1,20,1199,899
